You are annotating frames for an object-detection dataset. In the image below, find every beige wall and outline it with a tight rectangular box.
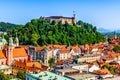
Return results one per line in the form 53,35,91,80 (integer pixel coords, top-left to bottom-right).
0,59,6,65
72,65,88,73
0,68,12,75
13,56,28,62
47,17,76,25
78,55,100,63
12,68,19,75
44,50,53,65
60,53,71,60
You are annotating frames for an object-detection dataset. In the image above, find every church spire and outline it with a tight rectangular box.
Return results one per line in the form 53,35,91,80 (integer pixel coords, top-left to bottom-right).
9,36,13,46
114,31,117,39
15,32,19,46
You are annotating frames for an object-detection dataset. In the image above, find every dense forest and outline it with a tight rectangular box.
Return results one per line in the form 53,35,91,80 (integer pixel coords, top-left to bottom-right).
7,18,105,46
0,22,16,32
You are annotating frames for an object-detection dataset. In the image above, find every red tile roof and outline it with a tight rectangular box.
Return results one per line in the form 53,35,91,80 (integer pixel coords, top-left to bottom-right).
57,60,64,65
35,47,44,51
59,49,70,53
13,48,28,58
93,69,110,75
72,46,80,50
0,50,5,59
13,61,48,72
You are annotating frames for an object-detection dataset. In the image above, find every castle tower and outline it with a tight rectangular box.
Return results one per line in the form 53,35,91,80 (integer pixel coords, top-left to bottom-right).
73,11,76,24
73,11,76,18
7,37,14,65
15,33,19,47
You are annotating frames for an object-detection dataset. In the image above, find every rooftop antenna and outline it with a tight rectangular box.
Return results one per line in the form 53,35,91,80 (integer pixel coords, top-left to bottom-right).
73,11,76,18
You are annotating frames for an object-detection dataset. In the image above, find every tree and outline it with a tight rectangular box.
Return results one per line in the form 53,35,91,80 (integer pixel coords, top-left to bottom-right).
48,57,55,70
51,20,56,25
7,19,105,46
108,38,112,44
17,70,26,80
102,64,109,69
109,67,115,75
31,33,39,46
102,64,115,75
113,46,120,52
0,72,11,80
0,72,6,80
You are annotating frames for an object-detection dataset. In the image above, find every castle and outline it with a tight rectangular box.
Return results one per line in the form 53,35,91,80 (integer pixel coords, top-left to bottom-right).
41,13,76,25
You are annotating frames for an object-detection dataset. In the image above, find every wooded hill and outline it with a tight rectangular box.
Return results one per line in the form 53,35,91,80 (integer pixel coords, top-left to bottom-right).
0,22,16,32
7,18,105,46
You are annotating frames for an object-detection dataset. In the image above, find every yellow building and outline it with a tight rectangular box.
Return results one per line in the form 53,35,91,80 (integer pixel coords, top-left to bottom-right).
0,65,12,75
78,52,101,63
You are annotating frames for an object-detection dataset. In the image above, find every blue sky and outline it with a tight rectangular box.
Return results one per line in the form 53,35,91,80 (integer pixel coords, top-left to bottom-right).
0,0,120,30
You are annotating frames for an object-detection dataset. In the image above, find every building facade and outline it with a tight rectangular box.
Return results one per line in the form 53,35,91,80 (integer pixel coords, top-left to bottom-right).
42,16,76,25
0,36,28,66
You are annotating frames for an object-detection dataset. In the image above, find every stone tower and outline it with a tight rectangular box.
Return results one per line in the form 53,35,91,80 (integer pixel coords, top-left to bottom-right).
73,11,76,18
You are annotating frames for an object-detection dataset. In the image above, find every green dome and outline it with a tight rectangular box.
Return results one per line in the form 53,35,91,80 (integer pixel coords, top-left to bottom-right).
2,38,6,43
0,37,6,43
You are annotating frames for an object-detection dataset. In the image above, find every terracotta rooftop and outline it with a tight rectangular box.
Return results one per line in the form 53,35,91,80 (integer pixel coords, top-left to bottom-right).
93,69,111,75
72,46,80,50
57,60,64,65
59,49,71,53
0,50,5,59
35,47,44,51
97,59,105,64
13,61,48,72
13,47,28,58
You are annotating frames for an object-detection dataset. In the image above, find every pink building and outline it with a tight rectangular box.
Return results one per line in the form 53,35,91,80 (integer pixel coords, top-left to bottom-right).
0,37,28,65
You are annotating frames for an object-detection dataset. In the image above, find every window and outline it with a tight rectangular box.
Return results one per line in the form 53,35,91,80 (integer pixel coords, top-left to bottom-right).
26,77,29,80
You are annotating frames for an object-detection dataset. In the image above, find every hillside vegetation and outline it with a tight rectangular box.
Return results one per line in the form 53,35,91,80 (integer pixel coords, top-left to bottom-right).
0,22,16,32
7,18,105,46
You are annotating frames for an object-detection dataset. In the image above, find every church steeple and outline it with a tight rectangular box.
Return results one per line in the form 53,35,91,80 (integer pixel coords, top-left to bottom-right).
8,36,13,65
9,36,13,46
15,33,19,46
105,35,108,44
114,32,117,39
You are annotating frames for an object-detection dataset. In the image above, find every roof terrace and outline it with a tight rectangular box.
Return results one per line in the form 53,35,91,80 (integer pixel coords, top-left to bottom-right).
26,71,74,80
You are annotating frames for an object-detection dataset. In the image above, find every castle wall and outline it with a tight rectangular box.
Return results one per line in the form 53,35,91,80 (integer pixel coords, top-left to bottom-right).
44,16,76,25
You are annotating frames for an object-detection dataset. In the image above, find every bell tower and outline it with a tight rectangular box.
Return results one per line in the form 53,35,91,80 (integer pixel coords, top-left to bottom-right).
7,37,13,65
15,33,19,47
9,37,13,46
114,31,117,39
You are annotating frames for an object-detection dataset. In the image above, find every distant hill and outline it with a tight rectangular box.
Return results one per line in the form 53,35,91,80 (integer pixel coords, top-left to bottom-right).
97,28,112,33
0,22,17,32
115,30,120,33
97,27,120,34
7,19,105,46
